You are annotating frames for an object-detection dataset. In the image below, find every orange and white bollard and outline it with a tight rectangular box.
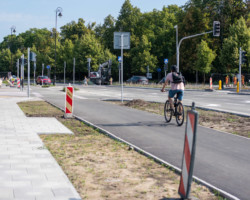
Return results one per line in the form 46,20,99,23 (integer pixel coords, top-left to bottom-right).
209,77,213,90
17,78,20,88
64,85,74,118
178,102,198,199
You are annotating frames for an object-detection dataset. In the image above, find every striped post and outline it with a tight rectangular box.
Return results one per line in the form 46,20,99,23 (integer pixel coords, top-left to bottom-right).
64,86,74,118
17,78,20,88
209,77,213,90
178,102,199,199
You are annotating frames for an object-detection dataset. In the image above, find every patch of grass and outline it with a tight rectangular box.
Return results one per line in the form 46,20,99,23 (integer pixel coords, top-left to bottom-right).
62,87,79,92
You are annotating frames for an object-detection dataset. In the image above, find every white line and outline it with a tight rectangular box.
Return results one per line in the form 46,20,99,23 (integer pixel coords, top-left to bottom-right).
74,95,88,100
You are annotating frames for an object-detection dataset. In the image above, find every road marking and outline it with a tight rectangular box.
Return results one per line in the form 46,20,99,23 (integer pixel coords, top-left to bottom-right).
206,104,221,107
74,95,88,100
32,92,43,98
246,101,250,103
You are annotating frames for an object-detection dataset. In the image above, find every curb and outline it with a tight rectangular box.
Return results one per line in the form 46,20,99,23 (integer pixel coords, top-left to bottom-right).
45,100,240,200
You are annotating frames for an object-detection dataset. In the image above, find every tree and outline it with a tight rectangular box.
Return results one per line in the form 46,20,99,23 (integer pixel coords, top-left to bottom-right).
0,49,11,72
220,17,250,73
130,35,157,74
195,40,216,83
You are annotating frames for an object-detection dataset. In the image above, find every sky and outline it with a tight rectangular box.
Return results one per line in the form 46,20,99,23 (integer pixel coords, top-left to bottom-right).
0,0,187,42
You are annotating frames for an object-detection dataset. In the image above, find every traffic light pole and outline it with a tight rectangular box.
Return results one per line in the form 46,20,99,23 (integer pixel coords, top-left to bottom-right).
177,30,213,72
239,47,242,92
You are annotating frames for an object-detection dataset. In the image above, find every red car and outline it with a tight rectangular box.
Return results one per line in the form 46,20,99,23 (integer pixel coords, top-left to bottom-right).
36,76,51,85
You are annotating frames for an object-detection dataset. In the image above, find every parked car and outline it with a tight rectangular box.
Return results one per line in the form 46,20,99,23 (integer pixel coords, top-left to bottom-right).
90,72,100,78
126,76,149,84
36,76,51,85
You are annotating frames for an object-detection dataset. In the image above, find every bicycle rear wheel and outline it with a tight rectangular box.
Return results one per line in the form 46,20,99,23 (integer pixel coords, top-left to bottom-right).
164,100,172,122
176,102,184,126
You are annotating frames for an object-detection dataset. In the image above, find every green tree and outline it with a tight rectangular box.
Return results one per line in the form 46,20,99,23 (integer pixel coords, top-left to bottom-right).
220,17,250,73
131,35,157,74
195,40,216,83
0,49,11,72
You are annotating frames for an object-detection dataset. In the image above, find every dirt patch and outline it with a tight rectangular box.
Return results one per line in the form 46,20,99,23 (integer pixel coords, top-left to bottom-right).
111,99,250,138
18,101,218,200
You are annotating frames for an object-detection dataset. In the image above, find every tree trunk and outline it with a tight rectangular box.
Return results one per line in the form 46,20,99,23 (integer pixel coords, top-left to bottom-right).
203,73,205,84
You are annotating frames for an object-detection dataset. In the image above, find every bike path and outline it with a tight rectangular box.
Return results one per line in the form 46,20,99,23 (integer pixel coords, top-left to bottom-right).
41,93,250,200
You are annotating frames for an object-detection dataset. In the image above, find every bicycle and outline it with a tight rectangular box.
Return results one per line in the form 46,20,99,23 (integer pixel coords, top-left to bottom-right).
164,95,184,126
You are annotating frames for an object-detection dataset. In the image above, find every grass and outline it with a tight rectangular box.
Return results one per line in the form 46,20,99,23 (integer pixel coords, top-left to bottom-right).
17,100,220,200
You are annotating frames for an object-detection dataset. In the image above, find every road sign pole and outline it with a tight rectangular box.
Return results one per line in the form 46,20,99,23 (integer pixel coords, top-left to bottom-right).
27,48,30,97
121,34,124,103
239,47,241,92
73,58,75,86
34,62,36,85
42,63,44,77
64,61,66,86
17,59,19,78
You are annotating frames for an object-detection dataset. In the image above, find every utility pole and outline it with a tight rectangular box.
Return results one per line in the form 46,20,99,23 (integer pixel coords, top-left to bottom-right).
73,58,75,86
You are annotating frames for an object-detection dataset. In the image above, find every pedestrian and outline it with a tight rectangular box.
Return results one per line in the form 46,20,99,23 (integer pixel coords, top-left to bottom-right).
83,76,88,86
109,77,113,85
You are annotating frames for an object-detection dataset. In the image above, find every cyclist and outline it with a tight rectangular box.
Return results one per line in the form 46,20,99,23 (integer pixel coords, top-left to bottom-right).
161,65,185,111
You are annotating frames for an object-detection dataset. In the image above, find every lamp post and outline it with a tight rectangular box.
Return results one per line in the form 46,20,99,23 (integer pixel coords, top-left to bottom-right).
10,26,16,72
174,25,178,72
53,7,63,85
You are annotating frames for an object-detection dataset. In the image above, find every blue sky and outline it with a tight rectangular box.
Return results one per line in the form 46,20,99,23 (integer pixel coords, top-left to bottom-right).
0,0,187,42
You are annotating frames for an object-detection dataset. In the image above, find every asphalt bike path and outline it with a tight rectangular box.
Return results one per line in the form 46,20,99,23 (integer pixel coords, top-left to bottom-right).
35,88,250,200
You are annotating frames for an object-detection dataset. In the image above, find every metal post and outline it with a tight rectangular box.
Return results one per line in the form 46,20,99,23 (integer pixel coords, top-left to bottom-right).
175,25,179,72
121,34,124,103
64,61,66,86
73,57,75,86
34,62,36,85
17,59,19,78
27,48,30,97
42,63,44,77
21,54,24,91
119,63,121,84
239,47,241,92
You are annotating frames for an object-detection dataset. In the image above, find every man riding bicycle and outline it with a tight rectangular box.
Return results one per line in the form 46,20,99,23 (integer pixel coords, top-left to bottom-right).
161,65,185,110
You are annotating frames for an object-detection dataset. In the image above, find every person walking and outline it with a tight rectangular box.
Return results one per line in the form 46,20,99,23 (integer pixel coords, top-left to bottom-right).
83,76,88,86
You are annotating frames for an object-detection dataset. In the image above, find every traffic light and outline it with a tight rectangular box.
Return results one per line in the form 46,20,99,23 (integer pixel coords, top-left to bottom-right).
213,21,220,37
241,51,247,64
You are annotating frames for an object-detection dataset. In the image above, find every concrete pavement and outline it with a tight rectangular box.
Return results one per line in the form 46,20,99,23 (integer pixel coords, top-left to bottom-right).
0,87,81,200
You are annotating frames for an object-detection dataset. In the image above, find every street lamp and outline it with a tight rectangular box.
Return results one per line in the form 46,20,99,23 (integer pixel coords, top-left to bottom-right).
174,25,179,72
10,26,16,72
53,7,63,85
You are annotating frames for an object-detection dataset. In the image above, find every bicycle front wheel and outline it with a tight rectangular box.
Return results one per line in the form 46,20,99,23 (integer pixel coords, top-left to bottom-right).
176,102,184,126
164,100,172,122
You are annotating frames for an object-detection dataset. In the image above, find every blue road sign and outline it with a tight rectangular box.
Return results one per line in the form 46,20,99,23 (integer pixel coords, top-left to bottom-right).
157,68,161,72
118,56,122,62
47,65,50,69
164,59,168,64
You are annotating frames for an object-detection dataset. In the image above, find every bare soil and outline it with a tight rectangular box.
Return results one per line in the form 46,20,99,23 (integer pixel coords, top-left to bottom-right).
112,99,250,138
18,101,219,200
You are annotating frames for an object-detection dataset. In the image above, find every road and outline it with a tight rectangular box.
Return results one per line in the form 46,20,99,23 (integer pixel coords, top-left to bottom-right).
31,85,250,200
62,85,250,116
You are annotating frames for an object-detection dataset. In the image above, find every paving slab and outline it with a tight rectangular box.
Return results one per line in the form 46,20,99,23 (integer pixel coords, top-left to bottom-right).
0,96,81,200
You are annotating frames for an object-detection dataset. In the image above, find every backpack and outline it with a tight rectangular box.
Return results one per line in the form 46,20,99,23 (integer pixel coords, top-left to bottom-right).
172,72,185,85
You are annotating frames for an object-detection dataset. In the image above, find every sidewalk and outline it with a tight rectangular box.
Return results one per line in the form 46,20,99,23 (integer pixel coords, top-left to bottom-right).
0,89,81,200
